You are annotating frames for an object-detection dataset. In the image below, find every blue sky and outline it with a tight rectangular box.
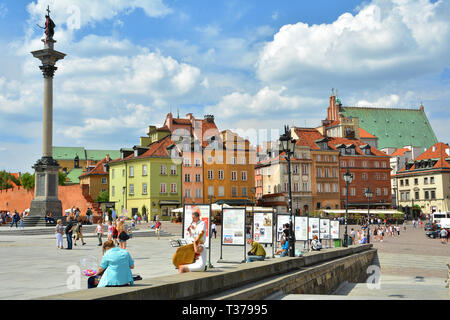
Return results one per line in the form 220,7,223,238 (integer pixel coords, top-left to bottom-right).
0,0,449,172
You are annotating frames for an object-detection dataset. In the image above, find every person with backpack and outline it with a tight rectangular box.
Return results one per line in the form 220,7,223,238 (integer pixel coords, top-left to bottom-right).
65,219,75,250
73,219,86,246
9,211,20,229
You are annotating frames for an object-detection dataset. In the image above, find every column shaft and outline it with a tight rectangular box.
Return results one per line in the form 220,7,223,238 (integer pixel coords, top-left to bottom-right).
43,76,53,158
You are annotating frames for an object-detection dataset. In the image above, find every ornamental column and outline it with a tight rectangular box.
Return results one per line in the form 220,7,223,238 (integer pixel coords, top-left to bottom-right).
28,10,66,225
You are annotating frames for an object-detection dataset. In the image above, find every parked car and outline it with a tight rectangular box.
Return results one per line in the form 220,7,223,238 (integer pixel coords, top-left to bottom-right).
426,228,450,239
425,223,439,231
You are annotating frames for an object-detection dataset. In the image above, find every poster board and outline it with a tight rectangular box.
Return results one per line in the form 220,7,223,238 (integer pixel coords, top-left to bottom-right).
276,214,291,242
222,208,246,246
183,204,210,248
253,212,274,244
319,219,331,240
330,220,340,239
308,217,320,240
294,216,308,241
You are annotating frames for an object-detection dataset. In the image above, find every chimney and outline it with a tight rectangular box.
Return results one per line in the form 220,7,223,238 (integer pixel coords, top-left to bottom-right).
327,89,338,121
204,115,215,123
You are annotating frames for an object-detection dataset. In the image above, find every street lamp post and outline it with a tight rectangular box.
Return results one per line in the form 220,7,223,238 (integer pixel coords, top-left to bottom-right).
364,187,373,244
280,125,297,257
343,169,353,247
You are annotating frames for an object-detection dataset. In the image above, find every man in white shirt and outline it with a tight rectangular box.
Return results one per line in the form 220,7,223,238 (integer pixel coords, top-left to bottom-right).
186,209,206,244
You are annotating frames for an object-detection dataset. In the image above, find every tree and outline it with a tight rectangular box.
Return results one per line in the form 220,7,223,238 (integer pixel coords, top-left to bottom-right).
96,191,109,202
0,171,13,190
9,174,21,187
21,173,35,191
58,171,67,186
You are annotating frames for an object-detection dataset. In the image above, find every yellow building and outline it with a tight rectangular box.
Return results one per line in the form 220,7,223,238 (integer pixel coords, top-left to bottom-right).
395,142,450,217
79,155,111,202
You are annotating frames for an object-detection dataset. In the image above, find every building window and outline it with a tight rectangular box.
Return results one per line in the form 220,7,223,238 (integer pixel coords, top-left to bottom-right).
362,161,368,168
343,187,347,196
431,190,436,199
129,184,134,195
316,168,322,178
208,186,214,196
231,186,238,197
241,158,246,165
375,173,380,180
101,177,107,184
293,165,299,174
405,179,409,186
196,188,202,198
208,170,214,180
349,160,355,167
332,168,338,178
142,165,147,176
160,165,167,175
425,191,429,199
362,173,368,181
160,183,167,194
242,187,247,197
317,155,322,161
122,169,125,177
231,171,237,181
195,174,201,182
324,168,330,178
333,183,338,193
430,177,435,184
384,188,389,196
184,158,191,167
195,159,202,167
400,180,404,186
218,170,224,180
231,157,237,165
350,188,356,196
241,171,247,181
294,183,299,192
112,186,115,197
382,173,387,180
382,162,387,168
341,161,346,167
406,191,410,200
376,188,381,196
185,188,191,198
317,183,323,193
375,162,380,168
415,191,419,199
171,165,177,175
424,177,428,185
302,164,308,175
129,166,134,177
303,182,309,192
185,174,191,182
171,183,177,194
218,186,225,197
142,183,147,195
325,183,331,193
112,169,115,179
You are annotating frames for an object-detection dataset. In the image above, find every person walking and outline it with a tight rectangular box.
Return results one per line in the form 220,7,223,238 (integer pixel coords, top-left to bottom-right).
55,219,64,249
19,213,24,230
154,220,161,240
9,211,20,229
107,220,113,241
65,218,75,250
117,221,129,249
73,219,86,246
440,228,448,244
96,220,104,246
211,221,217,239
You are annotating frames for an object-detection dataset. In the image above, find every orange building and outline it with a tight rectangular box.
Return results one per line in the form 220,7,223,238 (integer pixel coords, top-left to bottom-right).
203,129,256,205
79,155,112,202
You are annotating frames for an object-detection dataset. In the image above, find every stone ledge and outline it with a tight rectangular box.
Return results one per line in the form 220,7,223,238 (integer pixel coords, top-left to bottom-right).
39,244,373,300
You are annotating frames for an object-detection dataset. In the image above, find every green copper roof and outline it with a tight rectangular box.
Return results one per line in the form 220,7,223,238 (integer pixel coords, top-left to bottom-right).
53,147,85,160
86,149,121,161
340,107,438,150
52,147,120,161
66,168,83,184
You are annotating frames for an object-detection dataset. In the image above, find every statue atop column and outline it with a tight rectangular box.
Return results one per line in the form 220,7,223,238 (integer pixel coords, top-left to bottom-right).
37,6,56,45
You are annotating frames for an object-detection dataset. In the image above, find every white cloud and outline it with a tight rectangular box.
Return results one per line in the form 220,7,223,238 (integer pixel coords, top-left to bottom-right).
257,0,450,87
27,0,172,28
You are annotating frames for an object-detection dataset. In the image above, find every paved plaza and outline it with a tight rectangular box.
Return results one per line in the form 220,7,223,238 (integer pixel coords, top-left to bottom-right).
1,221,449,300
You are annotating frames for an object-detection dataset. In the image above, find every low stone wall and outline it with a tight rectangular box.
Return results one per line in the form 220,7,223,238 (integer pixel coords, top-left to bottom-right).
40,244,375,300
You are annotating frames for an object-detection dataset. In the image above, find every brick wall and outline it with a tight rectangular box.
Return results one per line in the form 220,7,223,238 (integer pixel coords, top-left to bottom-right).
0,184,96,216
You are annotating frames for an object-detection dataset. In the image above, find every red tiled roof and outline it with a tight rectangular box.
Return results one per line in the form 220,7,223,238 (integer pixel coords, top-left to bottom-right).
295,128,324,150
416,142,449,162
391,148,410,157
359,128,377,139
79,157,109,177
135,135,174,159
173,118,191,125
327,137,388,156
